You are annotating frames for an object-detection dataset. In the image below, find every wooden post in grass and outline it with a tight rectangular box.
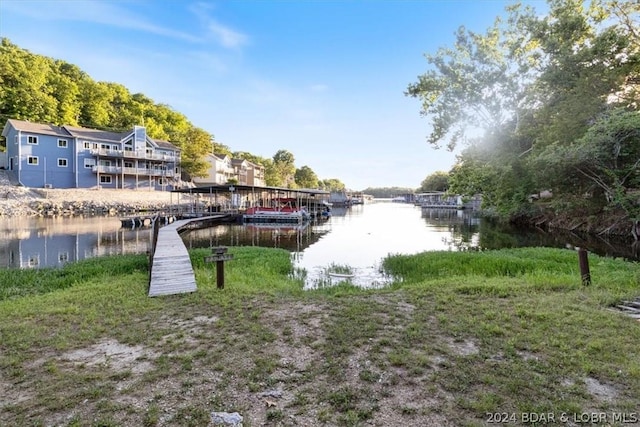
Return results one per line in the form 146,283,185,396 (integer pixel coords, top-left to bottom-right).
205,247,234,289
577,247,591,286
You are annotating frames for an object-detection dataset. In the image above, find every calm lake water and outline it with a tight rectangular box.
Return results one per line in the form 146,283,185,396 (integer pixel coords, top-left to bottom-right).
2,200,638,288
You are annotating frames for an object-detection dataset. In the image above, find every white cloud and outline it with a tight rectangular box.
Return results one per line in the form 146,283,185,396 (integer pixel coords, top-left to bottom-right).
189,1,249,49
2,0,200,42
206,21,249,48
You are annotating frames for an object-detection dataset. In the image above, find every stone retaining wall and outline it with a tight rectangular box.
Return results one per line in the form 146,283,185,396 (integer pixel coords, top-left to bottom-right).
0,171,196,217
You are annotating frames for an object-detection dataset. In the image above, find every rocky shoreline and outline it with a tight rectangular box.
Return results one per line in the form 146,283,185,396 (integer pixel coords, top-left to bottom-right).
0,171,189,217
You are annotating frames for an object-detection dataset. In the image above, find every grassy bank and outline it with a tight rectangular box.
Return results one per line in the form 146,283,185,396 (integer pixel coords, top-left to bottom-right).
1,247,639,426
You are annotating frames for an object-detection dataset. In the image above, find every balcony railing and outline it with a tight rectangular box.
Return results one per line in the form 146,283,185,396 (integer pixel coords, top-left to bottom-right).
90,149,177,162
92,165,176,177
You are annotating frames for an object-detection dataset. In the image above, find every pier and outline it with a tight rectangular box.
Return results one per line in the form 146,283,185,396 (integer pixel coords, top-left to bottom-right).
147,214,230,297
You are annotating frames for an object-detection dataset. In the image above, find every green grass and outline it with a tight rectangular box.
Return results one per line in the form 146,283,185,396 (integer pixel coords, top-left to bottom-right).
0,254,149,301
1,246,639,426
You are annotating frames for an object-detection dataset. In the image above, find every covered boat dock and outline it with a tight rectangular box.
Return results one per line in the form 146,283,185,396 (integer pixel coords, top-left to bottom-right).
170,184,331,221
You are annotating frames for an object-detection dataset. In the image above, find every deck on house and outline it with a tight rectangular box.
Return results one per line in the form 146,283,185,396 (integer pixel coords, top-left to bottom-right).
148,215,227,297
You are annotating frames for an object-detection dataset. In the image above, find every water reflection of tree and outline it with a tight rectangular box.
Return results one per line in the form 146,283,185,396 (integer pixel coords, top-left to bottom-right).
421,209,480,251
478,218,640,261
422,210,640,260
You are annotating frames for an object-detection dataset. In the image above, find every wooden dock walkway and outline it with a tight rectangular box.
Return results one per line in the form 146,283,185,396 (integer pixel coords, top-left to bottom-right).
148,215,228,297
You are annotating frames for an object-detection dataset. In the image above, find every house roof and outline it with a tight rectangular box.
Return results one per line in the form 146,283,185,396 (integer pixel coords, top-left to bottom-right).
155,139,179,150
212,153,231,160
3,119,179,150
231,158,248,167
64,125,126,143
3,119,72,138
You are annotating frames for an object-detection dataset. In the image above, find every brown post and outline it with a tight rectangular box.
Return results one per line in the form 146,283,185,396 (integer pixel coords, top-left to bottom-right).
205,246,233,290
578,248,591,286
216,259,225,289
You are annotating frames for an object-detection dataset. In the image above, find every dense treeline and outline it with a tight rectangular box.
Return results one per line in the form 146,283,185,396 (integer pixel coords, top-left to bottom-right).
362,187,415,198
0,38,345,190
408,0,640,239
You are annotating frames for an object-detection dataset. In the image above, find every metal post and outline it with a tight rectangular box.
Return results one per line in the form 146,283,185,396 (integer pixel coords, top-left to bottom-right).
578,248,591,286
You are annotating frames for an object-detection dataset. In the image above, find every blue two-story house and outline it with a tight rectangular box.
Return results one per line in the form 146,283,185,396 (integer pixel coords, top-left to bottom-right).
1,119,181,190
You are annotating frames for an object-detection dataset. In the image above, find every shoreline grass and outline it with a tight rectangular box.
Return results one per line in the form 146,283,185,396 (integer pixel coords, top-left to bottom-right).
1,247,639,426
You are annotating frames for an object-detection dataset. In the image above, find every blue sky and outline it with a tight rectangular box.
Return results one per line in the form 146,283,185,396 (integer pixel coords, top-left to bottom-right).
0,0,546,190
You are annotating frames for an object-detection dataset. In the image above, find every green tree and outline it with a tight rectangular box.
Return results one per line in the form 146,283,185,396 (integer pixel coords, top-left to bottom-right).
320,179,346,192
174,126,214,179
270,149,296,187
418,171,449,192
536,109,640,231
408,0,640,220
78,80,112,127
294,166,319,188
0,39,58,123
233,151,266,165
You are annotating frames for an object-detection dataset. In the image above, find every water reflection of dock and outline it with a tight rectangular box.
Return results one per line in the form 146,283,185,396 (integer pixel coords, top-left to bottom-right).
181,221,329,253
120,214,177,229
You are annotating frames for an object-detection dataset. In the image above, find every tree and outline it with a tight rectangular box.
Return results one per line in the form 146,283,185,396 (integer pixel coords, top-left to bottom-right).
0,39,58,123
233,151,266,165
320,179,346,192
294,166,319,188
418,171,449,192
271,149,296,187
405,15,529,151
536,109,640,230
174,126,214,178
78,80,112,127
408,0,640,220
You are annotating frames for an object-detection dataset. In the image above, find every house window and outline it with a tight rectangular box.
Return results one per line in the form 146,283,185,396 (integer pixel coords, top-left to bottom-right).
58,252,69,263
28,255,40,267
101,144,111,150
99,160,112,167
83,141,91,149
27,156,39,165
84,158,96,168
27,135,38,145
58,139,68,148
58,158,68,167
100,176,112,184
124,161,133,168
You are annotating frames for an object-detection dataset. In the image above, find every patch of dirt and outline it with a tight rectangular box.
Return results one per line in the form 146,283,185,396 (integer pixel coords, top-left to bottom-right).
0,379,34,407
584,377,618,403
445,337,479,356
61,339,157,374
